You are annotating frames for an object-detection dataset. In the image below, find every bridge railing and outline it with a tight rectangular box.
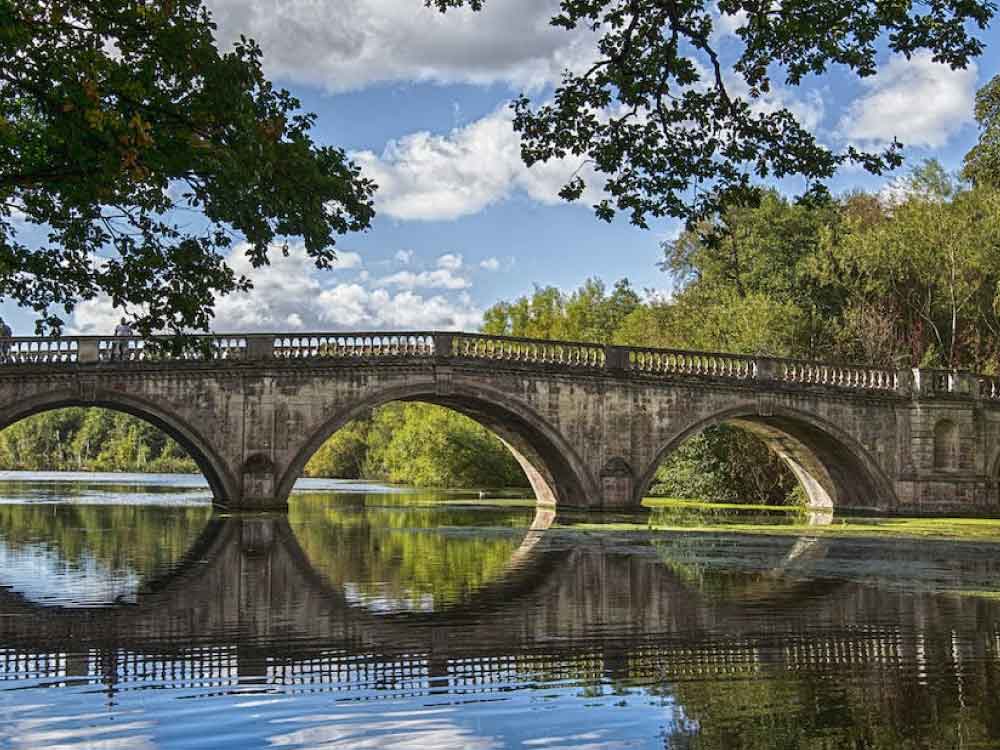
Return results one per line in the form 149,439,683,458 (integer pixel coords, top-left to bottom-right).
766,359,898,392
448,333,606,368
271,333,437,359
622,347,755,379
0,330,993,400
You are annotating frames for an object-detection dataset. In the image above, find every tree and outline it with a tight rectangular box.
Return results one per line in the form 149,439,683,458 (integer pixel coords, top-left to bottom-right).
429,0,994,227
0,1,375,337
482,276,639,343
362,403,527,489
963,75,1000,189
826,170,1000,370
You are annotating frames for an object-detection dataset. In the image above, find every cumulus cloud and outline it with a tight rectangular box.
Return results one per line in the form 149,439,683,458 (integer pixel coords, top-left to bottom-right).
480,257,500,271
70,243,482,333
840,51,978,149
394,249,414,264
353,107,602,221
71,295,128,335
332,251,363,270
378,268,470,290
204,0,594,93
437,253,463,271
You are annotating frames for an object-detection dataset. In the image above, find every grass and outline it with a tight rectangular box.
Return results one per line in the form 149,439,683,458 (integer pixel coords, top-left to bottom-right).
950,589,1000,601
641,497,805,513
556,498,1000,543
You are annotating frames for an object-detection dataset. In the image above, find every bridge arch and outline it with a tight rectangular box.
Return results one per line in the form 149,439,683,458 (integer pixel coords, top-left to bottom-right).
636,403,897,512
0,388,240,506
276,382,601,508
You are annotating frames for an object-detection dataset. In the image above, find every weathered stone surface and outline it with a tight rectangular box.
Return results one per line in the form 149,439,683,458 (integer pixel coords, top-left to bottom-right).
0,335,997,515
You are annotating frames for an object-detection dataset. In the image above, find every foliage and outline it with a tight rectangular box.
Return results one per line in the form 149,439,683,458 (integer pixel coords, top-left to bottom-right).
304,417,370,479
428,0,994,227
648,425,798,506
819,168,1000,370
306,403,529,489
0,407,197,472
483,277,639,342
0,0,375,337
963,75,1000,188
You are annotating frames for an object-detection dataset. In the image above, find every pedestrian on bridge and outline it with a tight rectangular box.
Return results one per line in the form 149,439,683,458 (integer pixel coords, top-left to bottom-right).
0,318,11,362
113,317,134,361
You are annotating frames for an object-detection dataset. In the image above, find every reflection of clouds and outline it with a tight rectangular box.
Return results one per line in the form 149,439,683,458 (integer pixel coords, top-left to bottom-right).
342,581,436,613
269,707,501,750
3,716,157,750
0,543,140,606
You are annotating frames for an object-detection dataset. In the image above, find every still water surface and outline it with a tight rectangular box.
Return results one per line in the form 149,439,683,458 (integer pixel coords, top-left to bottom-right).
0,474,999,748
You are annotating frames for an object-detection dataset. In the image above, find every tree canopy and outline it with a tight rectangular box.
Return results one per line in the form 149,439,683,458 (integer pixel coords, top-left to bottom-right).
964,74,1000,188
429,0,995,227
0,0,375,335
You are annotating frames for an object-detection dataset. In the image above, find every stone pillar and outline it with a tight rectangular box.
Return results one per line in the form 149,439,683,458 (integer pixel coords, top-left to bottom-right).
245,335,273,360
895,368,915,398
78,339,99,364
600,457,634,509
604,345,627,372
433,333,454,359
755,357,783,382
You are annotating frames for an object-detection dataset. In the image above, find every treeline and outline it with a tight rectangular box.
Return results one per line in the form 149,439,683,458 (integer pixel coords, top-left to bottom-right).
0,403,528,490
0,408,197,473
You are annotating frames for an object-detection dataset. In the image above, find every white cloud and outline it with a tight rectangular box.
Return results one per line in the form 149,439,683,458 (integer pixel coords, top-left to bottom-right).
394,249,414,264
353,107,602,221
378,268,470,290
480,257,500,271
437,253,463,271
332,251,363,270
70,295,128,335
840,51,978,149
204,0,594,93
70,243,482,333
713,7,748,40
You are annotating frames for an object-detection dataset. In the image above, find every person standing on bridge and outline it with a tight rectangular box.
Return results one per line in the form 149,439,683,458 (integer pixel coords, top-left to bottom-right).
0,318,11,362
113,317,134,361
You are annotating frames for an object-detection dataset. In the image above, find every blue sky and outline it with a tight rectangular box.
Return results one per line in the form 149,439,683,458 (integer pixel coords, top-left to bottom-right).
9,1,999,334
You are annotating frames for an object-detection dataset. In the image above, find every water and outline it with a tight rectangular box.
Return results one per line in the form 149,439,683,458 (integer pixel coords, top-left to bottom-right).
0,474,999,748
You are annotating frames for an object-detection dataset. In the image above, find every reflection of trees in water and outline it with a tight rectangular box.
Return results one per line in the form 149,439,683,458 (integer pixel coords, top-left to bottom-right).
0,503,213,581
288,492,536,610
661,644,1000,750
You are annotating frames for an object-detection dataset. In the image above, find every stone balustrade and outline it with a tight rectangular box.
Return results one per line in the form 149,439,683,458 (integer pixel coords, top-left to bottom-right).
450,333,606,368
0,331,991,400
623,347,755,378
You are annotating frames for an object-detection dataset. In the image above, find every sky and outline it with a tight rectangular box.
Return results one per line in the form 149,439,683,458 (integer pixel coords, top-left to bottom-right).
8,1,1000,335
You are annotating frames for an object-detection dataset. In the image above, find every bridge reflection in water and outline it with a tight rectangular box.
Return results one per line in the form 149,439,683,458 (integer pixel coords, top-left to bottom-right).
1,497,1000,747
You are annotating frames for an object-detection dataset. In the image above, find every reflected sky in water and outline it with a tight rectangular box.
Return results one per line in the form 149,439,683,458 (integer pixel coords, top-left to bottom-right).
0,474,998,748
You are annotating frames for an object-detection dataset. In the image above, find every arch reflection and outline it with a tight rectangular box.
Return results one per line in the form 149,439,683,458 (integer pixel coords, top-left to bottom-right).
0,507,998,749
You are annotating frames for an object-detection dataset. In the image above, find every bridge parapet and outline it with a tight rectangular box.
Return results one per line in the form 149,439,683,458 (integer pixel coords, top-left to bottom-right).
0,331,987,400
8,332,1000,411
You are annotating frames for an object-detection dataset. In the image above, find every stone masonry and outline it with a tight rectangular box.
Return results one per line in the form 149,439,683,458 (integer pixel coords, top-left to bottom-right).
0,331,997,515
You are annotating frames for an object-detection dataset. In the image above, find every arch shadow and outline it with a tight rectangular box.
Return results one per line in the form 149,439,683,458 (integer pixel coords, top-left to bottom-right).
636,402,898,512
275,382,602,509
0,388,239,507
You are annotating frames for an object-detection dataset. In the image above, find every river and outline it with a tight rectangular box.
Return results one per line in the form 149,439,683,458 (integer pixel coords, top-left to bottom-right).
0,472,998,748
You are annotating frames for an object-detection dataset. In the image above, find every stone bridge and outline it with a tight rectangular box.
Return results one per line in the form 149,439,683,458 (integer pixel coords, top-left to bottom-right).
1,331,999,514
